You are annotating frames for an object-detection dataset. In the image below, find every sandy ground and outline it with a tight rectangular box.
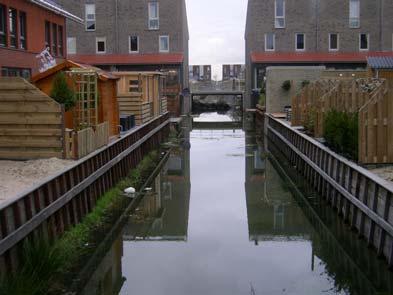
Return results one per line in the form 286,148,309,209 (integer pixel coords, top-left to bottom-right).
0,158,75,203
369,166,393,183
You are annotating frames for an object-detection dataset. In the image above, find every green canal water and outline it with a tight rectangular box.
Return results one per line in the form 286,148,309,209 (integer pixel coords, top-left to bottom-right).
78,112,393,295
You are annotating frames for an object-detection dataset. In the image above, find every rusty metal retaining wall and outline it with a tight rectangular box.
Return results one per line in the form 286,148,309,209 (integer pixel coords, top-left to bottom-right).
0,113,170,271
266,114,393,268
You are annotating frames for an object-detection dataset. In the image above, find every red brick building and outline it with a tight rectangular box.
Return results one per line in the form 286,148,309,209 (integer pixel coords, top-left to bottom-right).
0,0,82,78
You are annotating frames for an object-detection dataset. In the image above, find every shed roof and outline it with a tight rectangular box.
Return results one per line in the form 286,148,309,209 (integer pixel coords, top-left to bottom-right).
29,0,83,23
367,56,393,69
67,53,184,65
250,51,393,64
31,60,119,83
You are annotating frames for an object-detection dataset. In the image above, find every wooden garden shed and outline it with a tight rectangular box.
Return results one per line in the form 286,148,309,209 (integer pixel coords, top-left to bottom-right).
31,60,120,137
0,77,64,160
113,71,167,125
367,56,393,87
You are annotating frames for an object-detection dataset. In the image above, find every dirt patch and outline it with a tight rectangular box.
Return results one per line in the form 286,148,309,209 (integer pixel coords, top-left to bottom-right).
0,158,75,203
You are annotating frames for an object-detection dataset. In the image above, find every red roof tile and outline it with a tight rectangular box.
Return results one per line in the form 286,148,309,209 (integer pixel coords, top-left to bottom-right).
67,53,184,65
250,51,393,63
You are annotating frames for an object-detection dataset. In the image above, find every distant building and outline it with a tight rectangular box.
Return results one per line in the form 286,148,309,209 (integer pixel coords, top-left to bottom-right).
189,65,211,81
222,64,245,80
245,0,393,107
0,0,82,78
57,0,189,91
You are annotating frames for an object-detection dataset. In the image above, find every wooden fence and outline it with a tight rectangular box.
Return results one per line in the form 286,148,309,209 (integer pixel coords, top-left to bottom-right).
0,77,64,160
359,83,393,164
0,113,170,272
291,78,392,164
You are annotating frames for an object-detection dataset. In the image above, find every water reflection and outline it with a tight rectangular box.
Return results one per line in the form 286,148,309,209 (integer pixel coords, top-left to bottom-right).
77,112,393,295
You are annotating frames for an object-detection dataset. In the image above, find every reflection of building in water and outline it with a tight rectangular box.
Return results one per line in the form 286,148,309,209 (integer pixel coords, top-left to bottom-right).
80,235,125,295
123,131,191,241
245,131,311,243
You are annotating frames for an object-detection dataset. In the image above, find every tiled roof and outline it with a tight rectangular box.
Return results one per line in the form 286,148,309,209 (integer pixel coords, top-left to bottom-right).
29,0,83,23
67,53,185,65
31,60,119,83
250,52,393,64
367,56,393,69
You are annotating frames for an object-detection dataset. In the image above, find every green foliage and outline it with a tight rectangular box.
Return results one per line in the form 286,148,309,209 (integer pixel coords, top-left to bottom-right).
282,80,291,91
258,93,266,107
301,80,310,88
50,72,76,111
304,107,317,135
0,238,63,295
323,110,358,161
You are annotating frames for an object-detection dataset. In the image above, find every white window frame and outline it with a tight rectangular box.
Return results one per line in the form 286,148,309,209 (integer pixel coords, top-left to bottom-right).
159,35,169,52
67,37,76,54
359,33,369,51
96,37,106,54
274,0,285,29
129,36,139,53
328,33,339,51
85,4,96,31
349,0,360,28
148,2,159,30
295,33,306,51
265,33,275,51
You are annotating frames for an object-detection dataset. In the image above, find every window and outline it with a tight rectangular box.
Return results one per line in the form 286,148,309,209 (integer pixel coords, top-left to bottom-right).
265,33,275,51
1,67,31,79
295,33,305,51
129,36,139,52
67,37,76,54
159,35,169,52
275,0,285,28
58,26,63,56
96,37,106,53
19,12,26,49
329,33,339,51
349,0,360,28
359,33,369,50
0,5,6,47
9,8,17,48
148,2,159,30
45,21,50,49
85,4,95,31
52,23,57,55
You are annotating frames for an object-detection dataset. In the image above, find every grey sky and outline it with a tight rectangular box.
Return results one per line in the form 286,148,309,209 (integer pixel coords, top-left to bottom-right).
186,0,248,79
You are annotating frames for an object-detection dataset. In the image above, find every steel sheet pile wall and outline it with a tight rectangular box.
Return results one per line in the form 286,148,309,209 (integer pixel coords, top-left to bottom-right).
0,113,170,271
267,114,393,268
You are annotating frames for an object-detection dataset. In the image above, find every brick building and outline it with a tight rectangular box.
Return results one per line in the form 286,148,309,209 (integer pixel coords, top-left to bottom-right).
0,0,82,78
57,0,189,91
245,0,393,107
189,65,211,81
222,64,245,80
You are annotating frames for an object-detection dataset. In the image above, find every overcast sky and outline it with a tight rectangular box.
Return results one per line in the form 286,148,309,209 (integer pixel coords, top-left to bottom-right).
185,0,248,80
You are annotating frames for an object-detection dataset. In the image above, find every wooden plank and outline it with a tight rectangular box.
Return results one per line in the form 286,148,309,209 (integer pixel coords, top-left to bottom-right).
0,139,62,148
0,102,60,113
0,113,62,125
0,129,62,136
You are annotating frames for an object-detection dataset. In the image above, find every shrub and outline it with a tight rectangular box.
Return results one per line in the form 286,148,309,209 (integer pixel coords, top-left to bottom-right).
304,107,316,135
323,110,358,161
282,80,291,91
301,80,310,88
50,72,76,111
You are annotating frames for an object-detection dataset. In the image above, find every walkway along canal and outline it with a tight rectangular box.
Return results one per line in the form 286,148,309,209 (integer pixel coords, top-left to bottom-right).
61,112,393,295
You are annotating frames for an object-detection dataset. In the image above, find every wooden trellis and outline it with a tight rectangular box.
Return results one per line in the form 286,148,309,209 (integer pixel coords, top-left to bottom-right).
68,68,98,129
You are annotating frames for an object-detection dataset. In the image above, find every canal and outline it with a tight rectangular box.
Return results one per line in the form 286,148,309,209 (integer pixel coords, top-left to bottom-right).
77,112,393,295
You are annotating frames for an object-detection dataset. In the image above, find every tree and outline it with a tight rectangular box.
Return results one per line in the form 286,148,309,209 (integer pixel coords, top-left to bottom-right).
50,72,76,111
